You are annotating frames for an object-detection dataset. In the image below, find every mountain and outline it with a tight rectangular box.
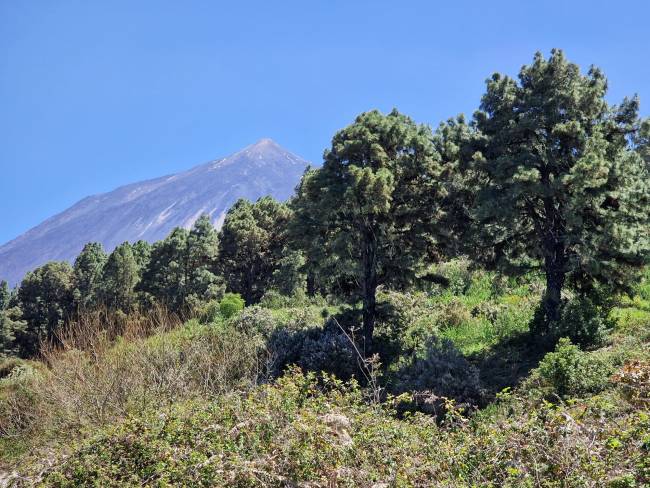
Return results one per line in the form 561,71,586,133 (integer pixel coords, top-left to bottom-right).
0,139,309,286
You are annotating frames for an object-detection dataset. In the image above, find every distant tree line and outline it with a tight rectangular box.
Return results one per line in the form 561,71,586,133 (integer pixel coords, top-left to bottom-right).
1,49,649,358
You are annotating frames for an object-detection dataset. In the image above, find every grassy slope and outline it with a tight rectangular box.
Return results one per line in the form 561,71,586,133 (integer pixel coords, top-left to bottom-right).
1,267,649,486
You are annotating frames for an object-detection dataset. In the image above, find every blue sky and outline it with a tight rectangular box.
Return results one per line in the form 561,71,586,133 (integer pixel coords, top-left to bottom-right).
1,0,649,245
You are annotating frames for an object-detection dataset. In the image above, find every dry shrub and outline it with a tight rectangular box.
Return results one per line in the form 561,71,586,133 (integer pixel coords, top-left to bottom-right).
0,306,267,450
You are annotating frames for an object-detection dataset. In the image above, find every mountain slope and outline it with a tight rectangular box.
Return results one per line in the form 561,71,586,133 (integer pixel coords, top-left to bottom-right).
0,139,309,286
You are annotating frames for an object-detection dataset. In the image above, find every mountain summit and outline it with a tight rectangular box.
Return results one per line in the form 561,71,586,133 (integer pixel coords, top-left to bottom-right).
0,139,309,286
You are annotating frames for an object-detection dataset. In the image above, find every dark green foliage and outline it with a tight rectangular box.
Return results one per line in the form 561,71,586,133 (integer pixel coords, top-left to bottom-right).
218,197,293,304
533,293,616,347
16,262,74,356
393,336,483,408
291,109,443,351
72,242,107,310
99,242,140,313
268,322,358,380
140,215,223,313
0,281,25,357
468,49,650,338
185,215,224,309
537,338,614,398
635,118,650,169
271,250,306,296
219,292,245,319
0,280,9,311
131,240,152,270
140,227,190,311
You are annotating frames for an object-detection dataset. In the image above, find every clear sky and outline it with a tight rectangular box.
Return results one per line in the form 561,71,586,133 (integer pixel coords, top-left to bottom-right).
1,0,648,245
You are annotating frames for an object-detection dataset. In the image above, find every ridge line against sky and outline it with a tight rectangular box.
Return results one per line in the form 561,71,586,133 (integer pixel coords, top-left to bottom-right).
1,0,649,245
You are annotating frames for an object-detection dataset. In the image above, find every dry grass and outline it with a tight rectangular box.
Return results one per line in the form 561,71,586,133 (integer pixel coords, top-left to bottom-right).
0,307,267,466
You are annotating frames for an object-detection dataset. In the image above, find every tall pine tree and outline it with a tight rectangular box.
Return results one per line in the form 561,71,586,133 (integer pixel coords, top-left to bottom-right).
291,110,443,351
469,50,650,336
72,242,107,311
218,197,292,304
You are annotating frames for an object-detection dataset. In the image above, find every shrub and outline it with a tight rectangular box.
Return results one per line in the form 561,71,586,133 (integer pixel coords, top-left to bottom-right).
612,360,650,406
537,338,614,398
437,299,472,329
432,259,474,295
374,290,434,364
0,360,40,438
268,321,359,381
0,317,267,462
219,293,245,319
197,299,221,324
533,294,615,347
228,305,276,336
259,289,313,309
392,337,483,409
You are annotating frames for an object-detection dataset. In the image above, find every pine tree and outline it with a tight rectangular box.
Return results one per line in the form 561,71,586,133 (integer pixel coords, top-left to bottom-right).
218,197,292,304
469,49,650,336
16,262,74,356
72,242,107,311
0,280,25,357
139,216,222,312
185,215,224,310
140,228,189,311
291,109,443,351
99,242,140,313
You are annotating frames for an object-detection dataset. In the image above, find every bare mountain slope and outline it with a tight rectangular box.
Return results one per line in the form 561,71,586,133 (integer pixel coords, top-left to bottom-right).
0,139,309,286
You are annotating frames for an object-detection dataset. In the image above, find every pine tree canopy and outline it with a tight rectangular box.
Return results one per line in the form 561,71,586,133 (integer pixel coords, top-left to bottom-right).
469,49,650,330
291,109,444,350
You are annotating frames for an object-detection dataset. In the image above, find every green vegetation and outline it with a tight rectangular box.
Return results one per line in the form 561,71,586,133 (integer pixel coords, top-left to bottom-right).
1,49,649,486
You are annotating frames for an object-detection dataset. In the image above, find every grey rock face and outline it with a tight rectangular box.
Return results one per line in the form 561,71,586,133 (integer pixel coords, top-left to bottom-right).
0,139,309,286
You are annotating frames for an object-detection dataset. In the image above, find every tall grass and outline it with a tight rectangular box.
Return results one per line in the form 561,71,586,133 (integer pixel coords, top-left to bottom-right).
0,307,266,464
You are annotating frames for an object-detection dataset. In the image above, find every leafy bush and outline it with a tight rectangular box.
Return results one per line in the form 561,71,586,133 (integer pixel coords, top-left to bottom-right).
392,337,483,409
35,369,650,486
374,290,435,364
537,338,614,398
0,359,41,445
557,295,615,347
219,292,245,319
228,305,277,336
268,321,359,380
197,299,220,324
532,294,615,347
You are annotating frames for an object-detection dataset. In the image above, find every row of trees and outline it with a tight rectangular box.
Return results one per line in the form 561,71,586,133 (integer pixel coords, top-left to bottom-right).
1,49,649,357
0,198,298,357
292,50,650,350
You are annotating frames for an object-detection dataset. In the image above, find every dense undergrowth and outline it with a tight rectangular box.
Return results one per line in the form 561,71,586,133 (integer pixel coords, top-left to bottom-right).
1,263,649,486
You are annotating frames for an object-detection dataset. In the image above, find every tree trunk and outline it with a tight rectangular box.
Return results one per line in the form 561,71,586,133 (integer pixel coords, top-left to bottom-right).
306,270,316,297
541,239,566,334
540,184,566,335
543,263,564,323
361,229,378,355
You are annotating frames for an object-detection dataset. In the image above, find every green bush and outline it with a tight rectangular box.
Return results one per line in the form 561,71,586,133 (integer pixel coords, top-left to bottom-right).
558,296,615,347
533,294,615,347
197,299,221,324
37,368,650,486
537,338,613,398
0,360,40,438
219,293,245,319
432,259,474,295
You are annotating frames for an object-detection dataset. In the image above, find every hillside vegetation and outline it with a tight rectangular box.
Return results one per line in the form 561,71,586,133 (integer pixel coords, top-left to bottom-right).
1,49,650,486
